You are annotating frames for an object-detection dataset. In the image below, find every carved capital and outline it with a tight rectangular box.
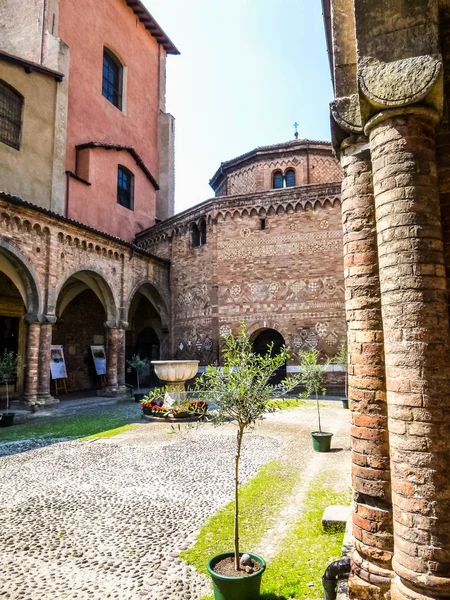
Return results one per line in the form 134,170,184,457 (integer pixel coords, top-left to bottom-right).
358,55,443,120
330,94,363,155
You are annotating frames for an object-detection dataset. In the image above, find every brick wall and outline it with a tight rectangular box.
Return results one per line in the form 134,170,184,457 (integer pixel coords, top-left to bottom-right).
141,182,346,371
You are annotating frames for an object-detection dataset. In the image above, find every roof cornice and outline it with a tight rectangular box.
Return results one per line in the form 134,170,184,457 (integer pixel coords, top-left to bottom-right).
0,50,64,81
75,143,159,190
125,0,180,55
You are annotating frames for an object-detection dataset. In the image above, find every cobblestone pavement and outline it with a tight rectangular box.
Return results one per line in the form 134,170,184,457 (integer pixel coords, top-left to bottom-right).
0,400,350,599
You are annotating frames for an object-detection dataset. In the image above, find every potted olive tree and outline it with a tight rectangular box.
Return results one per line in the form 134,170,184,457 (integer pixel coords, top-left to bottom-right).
332,342,348,409
127,354,148,402
299,349,333,452
195,324,300,600
0,349,18,427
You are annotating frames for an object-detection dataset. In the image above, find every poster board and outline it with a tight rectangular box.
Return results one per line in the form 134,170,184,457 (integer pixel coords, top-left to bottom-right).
91,345,107,376
50,345,67,380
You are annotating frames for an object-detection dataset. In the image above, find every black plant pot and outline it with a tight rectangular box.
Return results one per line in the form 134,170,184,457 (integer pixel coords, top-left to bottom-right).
0,412,15,427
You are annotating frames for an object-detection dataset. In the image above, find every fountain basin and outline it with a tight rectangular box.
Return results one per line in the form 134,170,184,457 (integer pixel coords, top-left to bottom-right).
151,360,199,385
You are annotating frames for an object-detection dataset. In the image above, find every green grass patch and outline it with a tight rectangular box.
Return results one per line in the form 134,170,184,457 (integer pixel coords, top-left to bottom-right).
268,398,306,410
82,423,137,440
181,460,299,575
0,414,137,443
260,480,351,599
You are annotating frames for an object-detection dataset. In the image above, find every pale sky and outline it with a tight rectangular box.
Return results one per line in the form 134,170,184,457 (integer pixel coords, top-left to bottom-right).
144,1,333,213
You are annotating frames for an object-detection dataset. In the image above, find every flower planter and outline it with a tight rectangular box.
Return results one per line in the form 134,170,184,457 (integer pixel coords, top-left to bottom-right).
0,412,15,427
342,398,349,409
206,552,266,600
134,392,146,403
311,431,333,452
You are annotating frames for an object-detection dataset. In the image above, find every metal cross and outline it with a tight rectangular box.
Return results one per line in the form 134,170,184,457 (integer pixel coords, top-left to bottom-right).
293,121,299,139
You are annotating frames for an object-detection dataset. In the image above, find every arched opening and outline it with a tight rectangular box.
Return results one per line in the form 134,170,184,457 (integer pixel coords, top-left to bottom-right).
273,171,283,189
53,271,117,393
191,222,200,247
126,282,168,388
252,328,287,384
0,246,40,402
0,270,25,400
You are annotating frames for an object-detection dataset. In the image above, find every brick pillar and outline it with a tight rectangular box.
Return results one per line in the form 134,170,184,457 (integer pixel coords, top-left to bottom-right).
23,321,40,406
367,107,450,599
104,326,119,396
340,136,393,600
37,322,58,406
117,327,127,391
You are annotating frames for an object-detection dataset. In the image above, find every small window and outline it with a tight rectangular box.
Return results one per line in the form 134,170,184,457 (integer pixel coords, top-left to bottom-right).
285,169,296,187
192,220,207,247
0,80,23,150
117,166,134,210
260,218,266,230
273,171,283,189
199,220,207,245
191,223,200,247
103,48,122,109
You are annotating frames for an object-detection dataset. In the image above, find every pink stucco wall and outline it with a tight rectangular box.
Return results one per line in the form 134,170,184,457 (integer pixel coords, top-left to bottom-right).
59,0,163,241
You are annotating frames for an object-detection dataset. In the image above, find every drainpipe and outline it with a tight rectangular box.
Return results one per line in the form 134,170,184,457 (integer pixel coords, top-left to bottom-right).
322,558,350,600
40,0,47,64
65,171,70,217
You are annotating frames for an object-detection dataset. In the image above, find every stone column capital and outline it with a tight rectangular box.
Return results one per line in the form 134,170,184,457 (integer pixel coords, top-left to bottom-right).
364,105,441,137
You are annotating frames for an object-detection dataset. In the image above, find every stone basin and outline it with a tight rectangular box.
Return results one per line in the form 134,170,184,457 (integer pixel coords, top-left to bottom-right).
151,360,199,385
151,360,200,407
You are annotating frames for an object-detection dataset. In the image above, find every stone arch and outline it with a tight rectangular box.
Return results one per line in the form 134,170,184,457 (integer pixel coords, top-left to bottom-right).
0,240,42,318
124,278,170,331
53,267,118,323
246,320,290,346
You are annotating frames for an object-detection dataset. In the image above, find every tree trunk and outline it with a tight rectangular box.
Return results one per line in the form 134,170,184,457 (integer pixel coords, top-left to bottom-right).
137,372,140,392
5,381,9,412
234,424,244,571
316,391,322,433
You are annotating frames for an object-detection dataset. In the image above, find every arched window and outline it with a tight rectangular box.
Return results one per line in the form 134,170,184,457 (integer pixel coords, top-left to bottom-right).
102,48,123,109
117,165,134,210
199,219,207,245
285,169,296,187
191,223,200,247
273,171,283,189
0,80,23,150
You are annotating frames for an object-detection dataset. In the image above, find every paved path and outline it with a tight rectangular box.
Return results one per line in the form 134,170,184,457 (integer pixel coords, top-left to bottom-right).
0,401,351,599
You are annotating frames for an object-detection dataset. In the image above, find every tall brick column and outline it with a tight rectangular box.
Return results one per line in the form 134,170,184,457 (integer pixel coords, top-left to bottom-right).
37,321,58,406
23,320,40,406
104,325,119,395
116,327,128,394
367,107,450,599
340,136,393,600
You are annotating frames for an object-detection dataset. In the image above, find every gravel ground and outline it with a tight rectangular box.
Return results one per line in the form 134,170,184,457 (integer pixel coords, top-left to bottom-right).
0,400,350,599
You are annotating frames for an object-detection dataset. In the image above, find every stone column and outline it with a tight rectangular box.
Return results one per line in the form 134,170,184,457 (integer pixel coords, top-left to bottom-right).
22,320,40,406
37,321,58,407
367,107,450,600
116,326,128,395
340,136,393,600
104,325,119,396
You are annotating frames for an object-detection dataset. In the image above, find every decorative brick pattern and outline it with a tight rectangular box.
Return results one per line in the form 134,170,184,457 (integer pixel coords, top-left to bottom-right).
139,181,346,373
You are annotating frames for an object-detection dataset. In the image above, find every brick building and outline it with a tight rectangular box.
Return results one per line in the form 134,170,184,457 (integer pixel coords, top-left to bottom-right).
0,0,177,404
136,139,346,377
0,1,347,408
323,1,450,599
